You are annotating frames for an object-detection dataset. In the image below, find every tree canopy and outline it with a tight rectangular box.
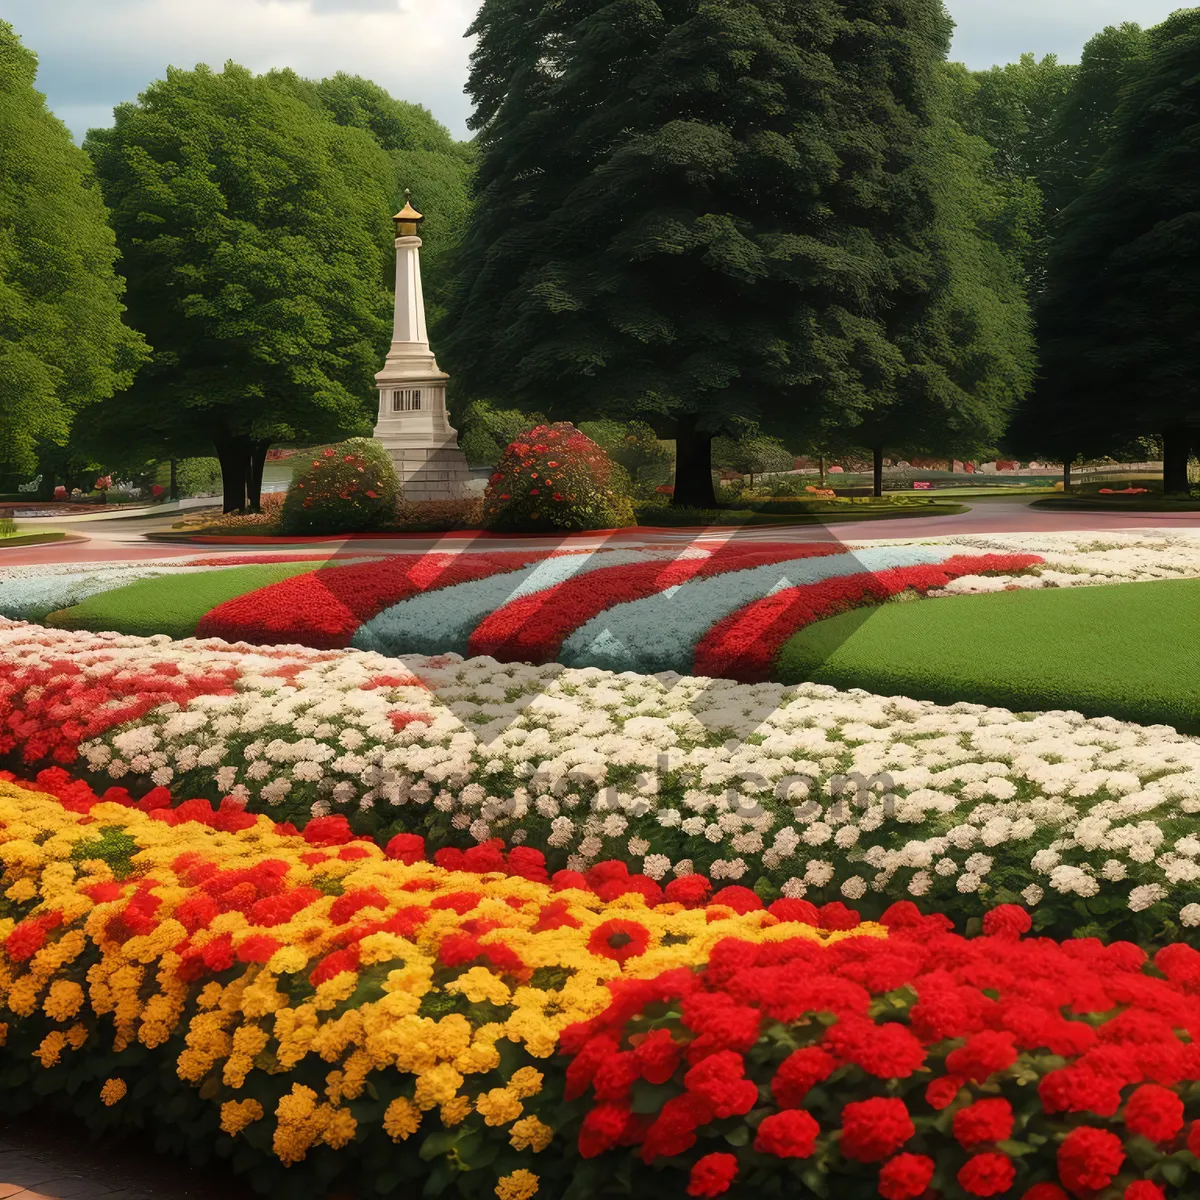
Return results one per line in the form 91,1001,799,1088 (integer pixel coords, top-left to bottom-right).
83,62,397,510
0,20,146,475
440,0,977,507
1030,10,1200,490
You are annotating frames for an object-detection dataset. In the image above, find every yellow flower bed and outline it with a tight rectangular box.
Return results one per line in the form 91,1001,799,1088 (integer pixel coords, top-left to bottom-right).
0,780,880,1199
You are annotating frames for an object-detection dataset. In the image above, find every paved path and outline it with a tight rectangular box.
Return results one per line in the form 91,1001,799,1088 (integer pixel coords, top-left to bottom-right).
0,1115,254,1200
3,498,1200,571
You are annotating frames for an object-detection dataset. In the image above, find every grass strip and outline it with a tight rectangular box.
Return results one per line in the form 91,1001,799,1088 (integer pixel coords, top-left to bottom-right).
46,560,336,639
775,576,1200,732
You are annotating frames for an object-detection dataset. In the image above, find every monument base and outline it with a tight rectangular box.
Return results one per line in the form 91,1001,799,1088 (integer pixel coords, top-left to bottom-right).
383,444,472,501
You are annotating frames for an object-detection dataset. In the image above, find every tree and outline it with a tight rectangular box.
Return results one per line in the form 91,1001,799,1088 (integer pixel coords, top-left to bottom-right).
577,419,670,487
83,63,396,511
0,21,146,474
711,433,794,489
828,71,1038,494
304,73,475,325
441,0,967,508
1034,10,1200,494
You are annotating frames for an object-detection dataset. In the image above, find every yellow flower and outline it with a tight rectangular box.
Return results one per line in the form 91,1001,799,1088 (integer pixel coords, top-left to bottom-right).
220,1098,264,1136
413,1063,464,1111
4,877,37,903
495,1169,539,1200
507,1067,543,1099
34,1030,68,1068
439,1096,471,1127
383,1096,421,1141
475,1086,523,1127
509,1115,553,1153
42,979,85,1022
100,1078,127,1106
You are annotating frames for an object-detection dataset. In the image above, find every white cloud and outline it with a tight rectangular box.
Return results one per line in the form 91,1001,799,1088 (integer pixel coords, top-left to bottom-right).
6,0,1185,145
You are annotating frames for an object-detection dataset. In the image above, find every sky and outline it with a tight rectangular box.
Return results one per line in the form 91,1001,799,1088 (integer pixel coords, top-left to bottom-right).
4,0,1187,145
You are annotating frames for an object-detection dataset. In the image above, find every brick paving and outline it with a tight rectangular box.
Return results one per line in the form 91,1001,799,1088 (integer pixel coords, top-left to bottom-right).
0,1114,256,1200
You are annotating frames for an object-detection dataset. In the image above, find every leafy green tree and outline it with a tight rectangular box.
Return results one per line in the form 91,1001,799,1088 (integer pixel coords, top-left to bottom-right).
831,74,1038,494
84,63,396,511
304,73,475,324
0,21,146,474
442,0,967,508
458,400,547,466
577,419,670,487
711,433,794,489
1034,10,1200,494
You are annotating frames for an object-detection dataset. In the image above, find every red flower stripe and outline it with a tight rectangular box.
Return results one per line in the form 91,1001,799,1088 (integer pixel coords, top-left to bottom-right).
467,542,846,664
0,656,239,767
195,550,557,649
694,553,1044,682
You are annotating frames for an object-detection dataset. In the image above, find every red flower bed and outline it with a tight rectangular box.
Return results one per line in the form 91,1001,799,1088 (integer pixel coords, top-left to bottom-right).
694,553,1044,681
561,904,1200,1197
196,550,553,648
467,542,846,664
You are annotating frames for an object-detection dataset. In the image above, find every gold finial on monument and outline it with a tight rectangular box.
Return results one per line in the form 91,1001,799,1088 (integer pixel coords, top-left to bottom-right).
393,189,423,238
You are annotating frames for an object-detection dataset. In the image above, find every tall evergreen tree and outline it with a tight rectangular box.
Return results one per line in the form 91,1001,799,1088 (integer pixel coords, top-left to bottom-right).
441,0,967,508
84,63,395,511
1034,10,1200,492
0,21,146,475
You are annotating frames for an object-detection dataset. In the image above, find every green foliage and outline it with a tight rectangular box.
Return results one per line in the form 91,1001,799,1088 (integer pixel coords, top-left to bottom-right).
175,458,223,498
777,576,1200,734
711,434,795,484
82,62,397,503
47,560,334,639
0,21,147,472
577,420,671,492
279,438,400,535
1031,11,1200,468
483,423,634,533
442,0,964,501
458,400,547,469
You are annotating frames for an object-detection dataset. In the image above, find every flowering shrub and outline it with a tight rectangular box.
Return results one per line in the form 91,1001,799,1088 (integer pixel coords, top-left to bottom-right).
278,438,400,536
559,905,1200,1198
2,621,1200,942
0,777,870,1199
483,423,635,533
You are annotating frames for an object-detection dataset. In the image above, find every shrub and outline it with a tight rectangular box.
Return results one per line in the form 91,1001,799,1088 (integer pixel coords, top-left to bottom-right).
483,423,635,532
174,457,224,498
279,438,400,535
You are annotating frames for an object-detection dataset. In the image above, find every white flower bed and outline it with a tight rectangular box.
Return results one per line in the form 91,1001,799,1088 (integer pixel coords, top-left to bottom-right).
3,617,1197,937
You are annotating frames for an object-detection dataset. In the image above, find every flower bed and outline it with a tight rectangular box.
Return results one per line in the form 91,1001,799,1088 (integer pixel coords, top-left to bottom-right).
2,621,1199,943
2,777,1199,1199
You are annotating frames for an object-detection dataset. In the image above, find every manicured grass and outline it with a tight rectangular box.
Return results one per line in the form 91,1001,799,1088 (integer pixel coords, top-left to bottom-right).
776,577,1200,732
1032,494,1200,512
633,501,966,526
0,530,67,547
46,560,334,639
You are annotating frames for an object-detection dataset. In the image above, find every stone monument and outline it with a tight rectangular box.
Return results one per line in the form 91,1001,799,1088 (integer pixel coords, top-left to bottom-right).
372,193,470,499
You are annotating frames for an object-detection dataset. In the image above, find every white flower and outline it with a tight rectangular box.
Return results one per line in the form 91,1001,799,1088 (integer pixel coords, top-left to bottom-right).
907,871,931,897
1128,884,1168,912
643,854,671,880
627,837,650,857
804,860,834,886
1180,903,1200,927
841,876,867,900
1021,884,1044,907
781,877,807,898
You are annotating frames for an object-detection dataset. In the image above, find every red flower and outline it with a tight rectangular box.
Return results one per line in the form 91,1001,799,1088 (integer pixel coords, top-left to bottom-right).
753,1109,819,1158
1123,1082,1185,1143
1190,1120,1200,1156
664,875,713,907
925,1075,966,1110
825,1015,925,1079
1124,1185,1165,1200
819,901,861,930
953,1098,1014,1149
709,886,762,914
308,946,360,987
1021,1187,1068,1200
588,918,651,964
578,1101,631,1158
384,832,425,864
983,904,1031,938
945,1031,1017,1082
1057,1127,1124,1193
687,1152,738,1198
772,1046,835,1107
683,1051,757,1119
878,1154,936,1200
958,1152,1016,1196
632,1028,681,1085
839,1097,914,1162
768,897,820,926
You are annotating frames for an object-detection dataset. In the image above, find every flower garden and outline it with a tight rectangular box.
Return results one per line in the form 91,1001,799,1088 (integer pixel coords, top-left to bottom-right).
3,531,1200,1198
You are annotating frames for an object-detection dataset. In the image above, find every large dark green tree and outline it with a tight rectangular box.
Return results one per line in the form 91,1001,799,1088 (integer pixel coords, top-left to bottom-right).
83,63,396,511
0,21,146,477
441,0,972,508
1033,10,1200,493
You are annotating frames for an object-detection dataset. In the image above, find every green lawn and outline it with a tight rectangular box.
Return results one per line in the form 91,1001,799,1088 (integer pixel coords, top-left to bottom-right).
776,577,1200,732
46,560,334,639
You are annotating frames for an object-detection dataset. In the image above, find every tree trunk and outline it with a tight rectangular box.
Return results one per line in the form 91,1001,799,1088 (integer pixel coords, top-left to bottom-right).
1062,458,1072,492
169,459,178,502
818,453,825,487
872,446,884,498
214,434,249,513
247,440,271,512
1163,427,1191,495
672,415,716,508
